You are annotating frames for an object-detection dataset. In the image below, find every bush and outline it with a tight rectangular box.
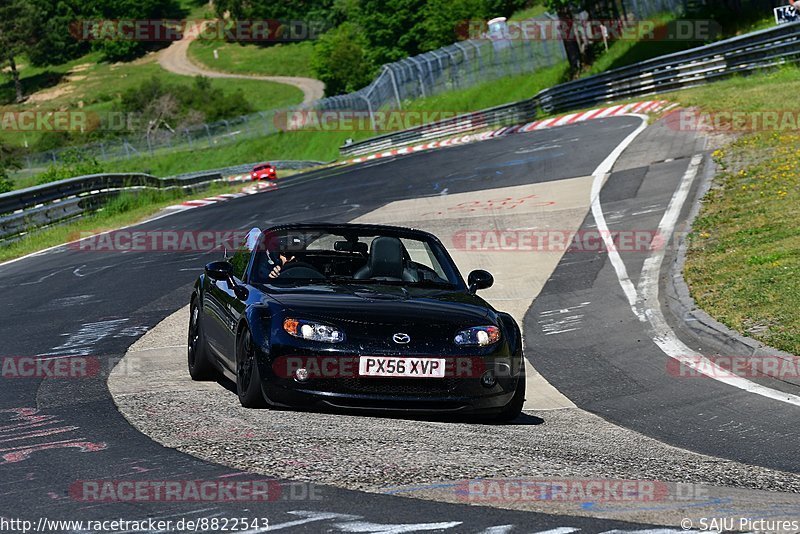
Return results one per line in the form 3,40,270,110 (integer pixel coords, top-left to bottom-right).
117,75,255,130
0,142,19,192
311,22,376,96
35,149,104,185
0,174,12,194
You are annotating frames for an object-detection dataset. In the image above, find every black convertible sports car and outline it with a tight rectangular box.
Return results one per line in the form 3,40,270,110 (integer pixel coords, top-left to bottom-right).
188,223,526,421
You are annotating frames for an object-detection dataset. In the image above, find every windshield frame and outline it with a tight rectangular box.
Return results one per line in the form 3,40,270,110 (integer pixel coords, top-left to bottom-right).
246,224,468,291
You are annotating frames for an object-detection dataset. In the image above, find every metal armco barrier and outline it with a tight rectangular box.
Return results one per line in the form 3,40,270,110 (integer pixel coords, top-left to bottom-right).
535,20,800,114
342,21,800,156
340,99,538,157
0,172,221,242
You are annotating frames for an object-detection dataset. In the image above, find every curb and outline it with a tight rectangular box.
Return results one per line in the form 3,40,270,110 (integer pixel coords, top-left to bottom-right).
171,176,277,210
341,100,673,165
168,101,673,212
665,153,799,374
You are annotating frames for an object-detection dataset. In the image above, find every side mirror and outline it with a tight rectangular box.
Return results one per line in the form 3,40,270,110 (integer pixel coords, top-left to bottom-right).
205,261,233,281
206,261,249,300
468,269,494,293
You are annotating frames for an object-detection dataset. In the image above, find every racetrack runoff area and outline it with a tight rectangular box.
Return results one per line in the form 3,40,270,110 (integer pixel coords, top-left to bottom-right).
107,114,800,529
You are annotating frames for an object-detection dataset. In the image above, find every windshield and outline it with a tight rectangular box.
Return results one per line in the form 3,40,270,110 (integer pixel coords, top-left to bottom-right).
250,228,462,288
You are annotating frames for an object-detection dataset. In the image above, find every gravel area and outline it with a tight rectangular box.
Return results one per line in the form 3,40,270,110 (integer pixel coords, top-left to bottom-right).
114,376,800,495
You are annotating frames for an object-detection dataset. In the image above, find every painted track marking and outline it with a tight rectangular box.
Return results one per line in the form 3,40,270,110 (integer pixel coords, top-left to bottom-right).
590,116,800,407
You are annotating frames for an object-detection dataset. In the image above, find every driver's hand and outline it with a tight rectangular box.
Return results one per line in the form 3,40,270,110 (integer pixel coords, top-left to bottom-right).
268,254,295,278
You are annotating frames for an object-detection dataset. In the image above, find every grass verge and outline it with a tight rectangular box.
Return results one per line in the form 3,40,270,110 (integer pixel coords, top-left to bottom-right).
75,63,570,177
0,181,247,263
187,41,315,78
674,66,800,355
0,53,304,149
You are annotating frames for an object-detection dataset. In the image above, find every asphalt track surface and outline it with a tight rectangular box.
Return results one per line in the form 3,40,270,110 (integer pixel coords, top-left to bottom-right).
0,115,797,531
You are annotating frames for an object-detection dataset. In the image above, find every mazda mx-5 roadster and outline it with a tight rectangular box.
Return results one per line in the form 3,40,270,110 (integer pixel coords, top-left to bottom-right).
188,223,526,421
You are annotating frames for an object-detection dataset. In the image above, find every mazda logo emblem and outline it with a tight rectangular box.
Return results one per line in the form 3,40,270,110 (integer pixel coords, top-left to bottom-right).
392,333,411,344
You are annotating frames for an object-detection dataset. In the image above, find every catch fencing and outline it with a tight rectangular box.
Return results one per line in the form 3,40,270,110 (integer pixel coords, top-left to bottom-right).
15,0,694,173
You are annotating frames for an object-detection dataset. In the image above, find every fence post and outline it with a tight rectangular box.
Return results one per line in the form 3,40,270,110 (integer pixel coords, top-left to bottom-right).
409,56,428,98
385,66,403,109
360,95,377,131
444,47,461,87
453,42,475,85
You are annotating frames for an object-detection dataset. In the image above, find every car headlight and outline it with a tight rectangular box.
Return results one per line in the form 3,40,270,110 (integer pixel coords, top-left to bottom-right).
454,326,500,346
283,318,345,343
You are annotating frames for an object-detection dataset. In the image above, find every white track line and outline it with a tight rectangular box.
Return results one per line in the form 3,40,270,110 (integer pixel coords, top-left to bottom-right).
589,115,650,310
637,155,800,406
591,116,800,407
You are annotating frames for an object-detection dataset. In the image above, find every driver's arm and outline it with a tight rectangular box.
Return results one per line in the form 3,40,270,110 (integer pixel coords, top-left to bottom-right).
268,254,296,279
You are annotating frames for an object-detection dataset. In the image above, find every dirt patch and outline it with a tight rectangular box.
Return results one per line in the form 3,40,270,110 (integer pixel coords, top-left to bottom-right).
26,84,74,104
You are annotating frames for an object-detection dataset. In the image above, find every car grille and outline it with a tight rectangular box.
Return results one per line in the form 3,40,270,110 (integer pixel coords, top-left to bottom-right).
309,376,459,396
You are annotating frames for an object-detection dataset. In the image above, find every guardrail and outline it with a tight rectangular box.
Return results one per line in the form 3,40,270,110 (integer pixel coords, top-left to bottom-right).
0,160,329,242
342,21,800,155
339,99,538,157
0,172,222,242
187,160,328,178
535,20,800,114
0,172,222,217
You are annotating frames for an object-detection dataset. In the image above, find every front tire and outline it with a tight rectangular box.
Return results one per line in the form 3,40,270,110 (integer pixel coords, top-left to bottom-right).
236,327,267,408
494,363,526,422
188,299,216,381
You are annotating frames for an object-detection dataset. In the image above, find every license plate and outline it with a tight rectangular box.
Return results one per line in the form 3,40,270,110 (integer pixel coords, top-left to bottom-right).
358,356,446,378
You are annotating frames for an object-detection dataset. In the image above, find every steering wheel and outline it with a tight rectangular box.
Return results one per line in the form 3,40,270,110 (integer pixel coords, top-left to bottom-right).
279,261,324,278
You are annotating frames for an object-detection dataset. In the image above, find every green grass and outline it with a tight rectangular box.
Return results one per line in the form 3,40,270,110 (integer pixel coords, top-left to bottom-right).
178,0,216,19
583,14,694,76
401,63,568,115
187,40,316,77
673,65,800,355
99,130,342,176
0,52,304,148
672,65,800,112
57,64,569,177
510,3,548,20
0,180,247,262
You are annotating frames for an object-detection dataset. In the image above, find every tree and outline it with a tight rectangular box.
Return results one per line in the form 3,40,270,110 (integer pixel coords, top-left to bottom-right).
0,142,20,193
349,0,428,65
27,0,89,67
420,0,491,50
78,0,184,62
0,0,38,102
544,0,584,75
311,22,375,95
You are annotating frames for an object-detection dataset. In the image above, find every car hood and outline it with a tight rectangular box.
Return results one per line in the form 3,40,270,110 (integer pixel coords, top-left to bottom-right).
260,283,494,327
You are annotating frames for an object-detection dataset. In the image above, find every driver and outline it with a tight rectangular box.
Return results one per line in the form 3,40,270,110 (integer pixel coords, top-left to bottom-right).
268,253,296,279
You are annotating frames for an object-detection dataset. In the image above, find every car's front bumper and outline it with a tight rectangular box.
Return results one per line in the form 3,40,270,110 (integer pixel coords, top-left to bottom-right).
257,347,523,414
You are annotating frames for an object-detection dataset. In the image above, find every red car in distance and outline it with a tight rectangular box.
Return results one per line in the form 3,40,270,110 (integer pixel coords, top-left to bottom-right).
251,163,277,181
